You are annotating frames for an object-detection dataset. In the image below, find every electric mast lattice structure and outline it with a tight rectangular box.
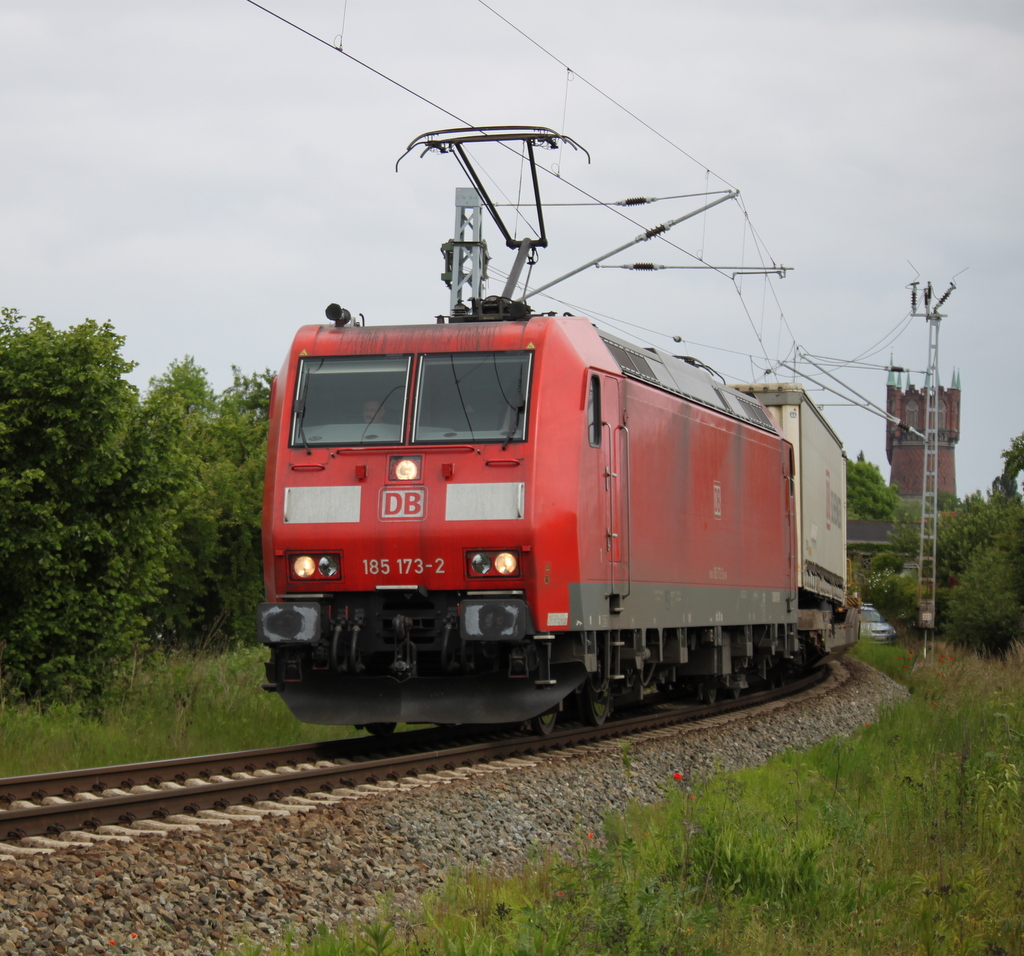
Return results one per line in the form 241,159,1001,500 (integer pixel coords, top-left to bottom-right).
909,278,955,654
441,187,490,314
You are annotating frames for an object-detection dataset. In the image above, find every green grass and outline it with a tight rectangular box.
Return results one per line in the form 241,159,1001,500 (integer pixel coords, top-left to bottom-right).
225,641,1024,956
6,638,1022,954
0,646,348,777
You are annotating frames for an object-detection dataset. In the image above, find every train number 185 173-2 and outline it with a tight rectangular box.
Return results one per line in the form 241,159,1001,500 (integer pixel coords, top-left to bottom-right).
362,558,445,575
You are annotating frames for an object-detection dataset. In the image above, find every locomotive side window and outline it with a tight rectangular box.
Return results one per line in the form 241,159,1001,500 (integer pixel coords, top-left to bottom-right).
413,352,531,444
587,374,601,447
291,355,410,446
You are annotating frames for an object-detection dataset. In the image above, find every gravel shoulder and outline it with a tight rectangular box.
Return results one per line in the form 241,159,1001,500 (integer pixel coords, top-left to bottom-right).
0,659,908,956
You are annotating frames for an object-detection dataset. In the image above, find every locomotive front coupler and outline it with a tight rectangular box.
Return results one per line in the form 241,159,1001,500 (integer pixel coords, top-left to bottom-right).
328,619,365,675
438,611,467,673
390,614,418,679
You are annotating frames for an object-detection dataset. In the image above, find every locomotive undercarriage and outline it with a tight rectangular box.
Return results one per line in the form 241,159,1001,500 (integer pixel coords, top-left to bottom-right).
259,590,590,725
259,588,836,725
557,622,808,721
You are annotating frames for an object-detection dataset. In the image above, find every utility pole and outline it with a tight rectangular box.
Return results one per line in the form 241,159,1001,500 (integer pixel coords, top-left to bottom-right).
909,278,955,659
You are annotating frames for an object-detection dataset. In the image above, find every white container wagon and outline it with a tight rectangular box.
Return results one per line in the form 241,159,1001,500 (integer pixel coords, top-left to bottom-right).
734,382,859,657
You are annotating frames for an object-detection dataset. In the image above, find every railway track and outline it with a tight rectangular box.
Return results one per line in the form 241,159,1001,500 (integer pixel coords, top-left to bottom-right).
0,665,830,845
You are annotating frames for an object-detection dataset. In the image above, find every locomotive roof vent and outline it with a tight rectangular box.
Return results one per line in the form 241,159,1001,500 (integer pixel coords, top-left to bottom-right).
599,329,778,435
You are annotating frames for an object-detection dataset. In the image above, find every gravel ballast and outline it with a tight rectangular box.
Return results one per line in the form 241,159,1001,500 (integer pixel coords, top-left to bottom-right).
0,659,908,955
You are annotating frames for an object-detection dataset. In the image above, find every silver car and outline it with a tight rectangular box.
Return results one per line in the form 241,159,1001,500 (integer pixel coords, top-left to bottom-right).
859,604,897,643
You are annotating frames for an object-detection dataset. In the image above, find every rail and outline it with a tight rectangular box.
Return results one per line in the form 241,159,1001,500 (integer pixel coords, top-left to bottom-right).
0,666,831,841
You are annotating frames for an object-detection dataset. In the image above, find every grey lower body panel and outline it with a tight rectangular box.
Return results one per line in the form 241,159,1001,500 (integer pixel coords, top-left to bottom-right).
277,661,587,726
568,582,797,631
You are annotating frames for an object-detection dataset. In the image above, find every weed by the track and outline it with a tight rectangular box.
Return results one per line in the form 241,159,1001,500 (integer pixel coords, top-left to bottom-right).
0,646,350,776
224,643,1024,956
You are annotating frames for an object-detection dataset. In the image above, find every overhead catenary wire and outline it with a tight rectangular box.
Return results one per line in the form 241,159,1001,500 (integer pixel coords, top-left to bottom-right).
242,0,797,375
472,0,793,367
240,0,779,282
488,262,774,364
473,0,738,192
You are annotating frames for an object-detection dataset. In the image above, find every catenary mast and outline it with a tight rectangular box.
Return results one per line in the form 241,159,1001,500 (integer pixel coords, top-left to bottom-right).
909,279,955,658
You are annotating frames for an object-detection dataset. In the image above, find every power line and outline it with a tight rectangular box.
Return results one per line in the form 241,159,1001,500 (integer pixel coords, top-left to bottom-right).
240,1,774,270
474,0,738,192
242,0,474,128
242,0,795,365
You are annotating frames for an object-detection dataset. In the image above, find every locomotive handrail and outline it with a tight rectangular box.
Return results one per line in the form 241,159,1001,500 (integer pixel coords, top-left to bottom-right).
602,418,618,602
618,423,632,601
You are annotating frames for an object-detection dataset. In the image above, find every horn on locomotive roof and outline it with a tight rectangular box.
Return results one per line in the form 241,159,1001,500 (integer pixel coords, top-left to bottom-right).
398,127,589,305
325,303,352,327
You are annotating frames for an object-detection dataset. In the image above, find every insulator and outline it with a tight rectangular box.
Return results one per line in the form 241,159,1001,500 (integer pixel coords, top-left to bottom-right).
645,224,667,240
631,262,655,270
621,196,650,206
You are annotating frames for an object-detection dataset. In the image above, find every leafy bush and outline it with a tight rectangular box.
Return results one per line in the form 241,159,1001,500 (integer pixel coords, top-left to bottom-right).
847,453,901,520
0,646,344,776
944,546,1023,653
0,309,185,699
865,552,918,625
144,358,273,649
0,309,273,701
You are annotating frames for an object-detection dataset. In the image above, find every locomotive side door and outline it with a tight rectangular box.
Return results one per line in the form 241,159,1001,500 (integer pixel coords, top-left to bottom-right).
598,374,630,612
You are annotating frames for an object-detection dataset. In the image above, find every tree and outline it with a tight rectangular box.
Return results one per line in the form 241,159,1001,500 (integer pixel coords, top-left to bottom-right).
849,438,1024,652
865,550,918,625
0,309,185,699
944,546,1023,654
933,480,1024,653
937,491,1022,585
1003,432,1024,484
847,453,901,521
144,359,273,649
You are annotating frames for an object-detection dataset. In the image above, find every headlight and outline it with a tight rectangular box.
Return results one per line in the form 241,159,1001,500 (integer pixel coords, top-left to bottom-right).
466,549,521,578
318,555,340,577
389,456,422,481
293,555,316,578
289,552,342,580
494,552,518,575
470,552,492,575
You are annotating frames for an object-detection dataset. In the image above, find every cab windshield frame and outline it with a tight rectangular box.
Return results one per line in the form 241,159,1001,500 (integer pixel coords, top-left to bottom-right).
289,354,411,448
411,351,533,445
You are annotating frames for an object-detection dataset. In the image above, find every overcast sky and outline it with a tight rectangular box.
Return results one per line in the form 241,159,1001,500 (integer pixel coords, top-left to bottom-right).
2,1,1021,497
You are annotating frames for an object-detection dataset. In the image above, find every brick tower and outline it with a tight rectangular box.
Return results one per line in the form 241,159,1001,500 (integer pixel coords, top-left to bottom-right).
886,369,961,500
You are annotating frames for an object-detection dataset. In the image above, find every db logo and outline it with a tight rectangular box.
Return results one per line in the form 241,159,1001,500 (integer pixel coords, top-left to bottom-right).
380,487,426,520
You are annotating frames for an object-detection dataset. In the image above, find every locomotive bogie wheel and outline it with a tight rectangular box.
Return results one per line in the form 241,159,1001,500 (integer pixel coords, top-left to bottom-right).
582,678,612,726
530,708,558,736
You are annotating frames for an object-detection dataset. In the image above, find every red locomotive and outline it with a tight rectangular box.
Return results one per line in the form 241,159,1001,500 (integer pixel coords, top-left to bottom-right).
257,307,858,730
257,127,857,731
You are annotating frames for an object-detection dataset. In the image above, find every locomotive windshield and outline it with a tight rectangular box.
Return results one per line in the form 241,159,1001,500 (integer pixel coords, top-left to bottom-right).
413,352,531,445
291,355,409,446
